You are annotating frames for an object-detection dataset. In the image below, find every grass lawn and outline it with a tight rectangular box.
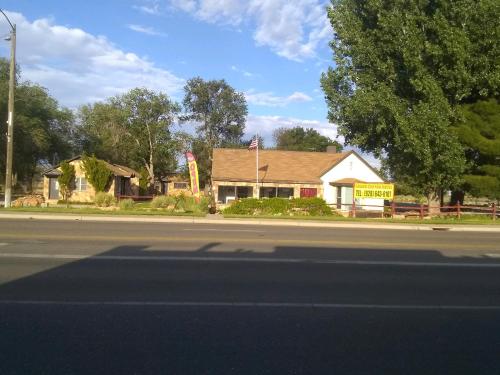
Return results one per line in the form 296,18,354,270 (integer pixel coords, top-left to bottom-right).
222,214,500,225
1,206,206,217
1,207,497,224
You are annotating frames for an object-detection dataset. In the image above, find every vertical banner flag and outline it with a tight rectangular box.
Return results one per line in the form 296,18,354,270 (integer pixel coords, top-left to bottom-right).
185,152,200,201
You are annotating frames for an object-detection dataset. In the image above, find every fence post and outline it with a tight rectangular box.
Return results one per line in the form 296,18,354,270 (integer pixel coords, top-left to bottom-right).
391,201,396,218
419,204,424,219
493,203,496,221
456,203,461,219
352,200,356,218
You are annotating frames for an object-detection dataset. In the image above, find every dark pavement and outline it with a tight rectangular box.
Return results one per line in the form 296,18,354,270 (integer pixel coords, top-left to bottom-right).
0,219,499,374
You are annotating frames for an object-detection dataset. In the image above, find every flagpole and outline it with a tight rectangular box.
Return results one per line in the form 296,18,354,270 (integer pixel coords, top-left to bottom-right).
256,133,259,198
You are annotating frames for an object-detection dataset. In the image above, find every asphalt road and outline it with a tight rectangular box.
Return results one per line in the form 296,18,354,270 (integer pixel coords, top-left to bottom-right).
0,219,499,374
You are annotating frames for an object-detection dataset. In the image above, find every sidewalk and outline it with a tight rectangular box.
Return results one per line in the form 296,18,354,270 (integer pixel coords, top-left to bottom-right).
0,211,499,232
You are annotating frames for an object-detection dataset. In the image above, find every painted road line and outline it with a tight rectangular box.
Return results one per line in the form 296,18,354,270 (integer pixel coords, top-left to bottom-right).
1,252,500,268
183,229,266,233
485,253,500,258
0,233,498,251
1,300,500,310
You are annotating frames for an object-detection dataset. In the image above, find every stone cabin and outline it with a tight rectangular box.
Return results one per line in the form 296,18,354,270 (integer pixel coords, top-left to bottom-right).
156,174,192,196
211,147,385,212
43,156,140,203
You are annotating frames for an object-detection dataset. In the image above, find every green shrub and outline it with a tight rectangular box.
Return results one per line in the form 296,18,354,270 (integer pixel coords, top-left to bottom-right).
223,198,262,215
151,195,175,209
119,198,135,210
94,192,116,207
224,197,334,216
290,197,333,216
81,154,112,192
197,196,210,214
260,197,291,215
182,196,210,214
151,194,209,214
58,161,75,205
139,167,150,195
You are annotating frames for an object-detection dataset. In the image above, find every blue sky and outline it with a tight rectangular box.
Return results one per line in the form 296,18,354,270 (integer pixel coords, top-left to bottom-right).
0,0,339,147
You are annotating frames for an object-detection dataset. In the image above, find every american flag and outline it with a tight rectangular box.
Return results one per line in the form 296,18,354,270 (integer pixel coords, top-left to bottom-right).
248,137,259,150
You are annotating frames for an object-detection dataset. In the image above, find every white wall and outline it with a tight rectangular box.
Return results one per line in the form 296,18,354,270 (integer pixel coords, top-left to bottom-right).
320,153,385,210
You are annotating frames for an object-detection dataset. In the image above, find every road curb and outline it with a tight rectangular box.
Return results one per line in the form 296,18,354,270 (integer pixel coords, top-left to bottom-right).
0,212,499,232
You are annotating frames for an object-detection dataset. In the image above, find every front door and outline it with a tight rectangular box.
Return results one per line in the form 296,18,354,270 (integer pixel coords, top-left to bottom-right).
300,188,317,198
343,187,353,211
49,177,59,200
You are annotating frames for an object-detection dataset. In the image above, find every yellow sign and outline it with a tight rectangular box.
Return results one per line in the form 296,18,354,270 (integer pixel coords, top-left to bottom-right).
354,183,394,200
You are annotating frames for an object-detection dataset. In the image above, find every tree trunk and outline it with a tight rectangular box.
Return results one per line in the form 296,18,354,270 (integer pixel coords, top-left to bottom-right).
450,190,464,206
427,190,441,216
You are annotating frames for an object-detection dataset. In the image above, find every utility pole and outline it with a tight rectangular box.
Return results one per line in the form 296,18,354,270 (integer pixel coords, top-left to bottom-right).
1,10,15,207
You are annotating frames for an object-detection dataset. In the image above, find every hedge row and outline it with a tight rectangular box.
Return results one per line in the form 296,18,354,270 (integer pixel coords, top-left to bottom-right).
223,197,336,216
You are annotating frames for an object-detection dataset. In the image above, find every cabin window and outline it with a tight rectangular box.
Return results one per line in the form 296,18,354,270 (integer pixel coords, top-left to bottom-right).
174,182,188,189
75,177,87,192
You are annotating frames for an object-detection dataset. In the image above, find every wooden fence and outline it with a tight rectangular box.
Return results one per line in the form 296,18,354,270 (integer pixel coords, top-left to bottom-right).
347,202,497,220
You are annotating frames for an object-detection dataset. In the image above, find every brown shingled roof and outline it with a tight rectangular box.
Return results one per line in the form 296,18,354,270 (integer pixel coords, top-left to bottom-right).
102,161,138,177
212,149,351,184
43,156,139,178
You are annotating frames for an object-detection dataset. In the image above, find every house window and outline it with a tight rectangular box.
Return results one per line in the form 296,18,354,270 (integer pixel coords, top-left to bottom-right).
277,187,294,198
218,186,253,203
236,186,253,199
218,186,236,204
174,182,188,189
259,187,294,198
259,187,277,198
75,177,87,192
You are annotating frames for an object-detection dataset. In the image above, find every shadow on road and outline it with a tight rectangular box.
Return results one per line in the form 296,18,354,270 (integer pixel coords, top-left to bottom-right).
1,242,500,304
1,243,500,375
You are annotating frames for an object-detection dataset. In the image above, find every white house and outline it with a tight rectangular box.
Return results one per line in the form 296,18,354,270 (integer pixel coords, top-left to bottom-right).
212,147,386,212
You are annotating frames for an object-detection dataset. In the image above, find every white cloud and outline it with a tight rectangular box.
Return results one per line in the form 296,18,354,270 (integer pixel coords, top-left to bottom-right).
168,0,197,12
133,1,162,15
127,24,167,37
245,90,312,107
230,65,257,78
245,115,340,145
0,11,184,108
167,0,332,61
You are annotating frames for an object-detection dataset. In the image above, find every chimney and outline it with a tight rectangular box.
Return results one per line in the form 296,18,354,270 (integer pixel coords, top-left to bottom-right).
326,145,337,153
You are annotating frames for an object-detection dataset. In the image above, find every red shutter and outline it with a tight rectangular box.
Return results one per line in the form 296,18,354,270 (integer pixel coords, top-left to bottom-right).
300,188,317,198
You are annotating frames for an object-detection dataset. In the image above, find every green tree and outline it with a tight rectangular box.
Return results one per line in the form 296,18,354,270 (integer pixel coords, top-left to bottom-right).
78,88,181,187
77,102,130,165
321,0,499,206
181,77,247,187
58,161,75,205
456,98,500,200
273,126,343,152
0,59,75,191
81,154,113,193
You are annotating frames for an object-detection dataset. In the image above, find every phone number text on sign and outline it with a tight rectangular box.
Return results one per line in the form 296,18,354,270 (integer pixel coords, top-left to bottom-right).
354,183,394,199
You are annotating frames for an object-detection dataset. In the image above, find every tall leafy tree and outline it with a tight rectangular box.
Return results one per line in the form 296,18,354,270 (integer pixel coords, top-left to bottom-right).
79,88,181,186
456,98,500,200
77,102,130,165
321,0,499,206
0,59,75,191
181,77,247,187
273,126,343,152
